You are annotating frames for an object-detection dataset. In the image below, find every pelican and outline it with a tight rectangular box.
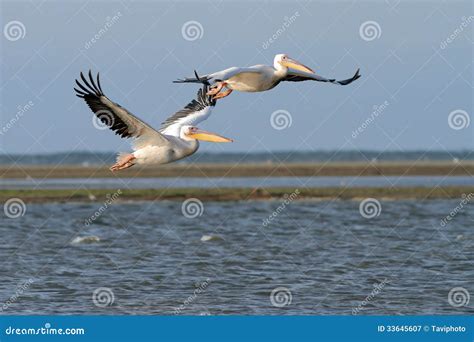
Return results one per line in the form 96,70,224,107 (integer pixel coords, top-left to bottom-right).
174,54,361,100
74,71,232,171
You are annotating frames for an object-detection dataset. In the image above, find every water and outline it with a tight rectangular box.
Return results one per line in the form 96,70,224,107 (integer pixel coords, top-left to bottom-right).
1,150,472,165
1,199,472,315
2,176,473,190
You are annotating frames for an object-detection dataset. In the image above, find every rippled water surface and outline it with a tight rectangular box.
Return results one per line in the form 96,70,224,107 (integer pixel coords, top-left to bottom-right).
2,176,473,190
1,199,472,315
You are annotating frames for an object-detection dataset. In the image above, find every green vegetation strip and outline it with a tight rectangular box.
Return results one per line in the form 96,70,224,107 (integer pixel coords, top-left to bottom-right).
0,187,472,203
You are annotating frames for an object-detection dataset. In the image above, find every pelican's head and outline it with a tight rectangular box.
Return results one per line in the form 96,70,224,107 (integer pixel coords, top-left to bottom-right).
181,126,233,143
274,54,314,74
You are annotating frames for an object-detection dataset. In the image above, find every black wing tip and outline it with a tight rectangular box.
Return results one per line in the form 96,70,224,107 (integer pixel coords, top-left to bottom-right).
336,68,361,86
74,70,104,97
173,70,210,85
198,84,216,107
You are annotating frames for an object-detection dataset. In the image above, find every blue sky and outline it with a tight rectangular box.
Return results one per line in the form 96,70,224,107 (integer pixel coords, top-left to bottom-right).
0,0,472,154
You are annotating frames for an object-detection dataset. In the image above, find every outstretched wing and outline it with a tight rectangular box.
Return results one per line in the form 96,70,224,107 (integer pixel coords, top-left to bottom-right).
74,71,169,150
159,85,216,136
283,68,361,85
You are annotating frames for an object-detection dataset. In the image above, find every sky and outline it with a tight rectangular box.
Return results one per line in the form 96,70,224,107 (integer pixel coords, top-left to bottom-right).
0,0,473,155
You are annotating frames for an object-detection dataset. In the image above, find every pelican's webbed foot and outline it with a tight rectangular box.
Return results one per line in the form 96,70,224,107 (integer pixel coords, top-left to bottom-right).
212,88,233,100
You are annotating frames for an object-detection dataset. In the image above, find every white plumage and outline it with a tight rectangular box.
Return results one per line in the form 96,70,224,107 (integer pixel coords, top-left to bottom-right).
174,54,361,100
75,71,232,171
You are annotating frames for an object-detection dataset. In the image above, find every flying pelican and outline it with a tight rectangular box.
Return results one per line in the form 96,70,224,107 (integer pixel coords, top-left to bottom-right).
174,54,361,100
74,71,232,171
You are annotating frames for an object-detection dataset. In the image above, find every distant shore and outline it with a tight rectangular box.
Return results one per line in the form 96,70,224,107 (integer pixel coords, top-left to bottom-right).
1,161,473,179
1,187,472,203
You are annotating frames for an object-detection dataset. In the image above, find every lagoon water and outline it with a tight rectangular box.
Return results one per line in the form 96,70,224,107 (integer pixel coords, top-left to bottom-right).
1,199,472,315
1,176,473,190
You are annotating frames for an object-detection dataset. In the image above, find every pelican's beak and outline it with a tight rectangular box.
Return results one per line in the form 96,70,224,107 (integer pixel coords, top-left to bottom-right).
281,57,314,74
187,129,233,143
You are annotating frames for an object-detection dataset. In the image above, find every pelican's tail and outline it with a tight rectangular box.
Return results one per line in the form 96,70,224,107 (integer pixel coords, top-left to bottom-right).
173,70,210,85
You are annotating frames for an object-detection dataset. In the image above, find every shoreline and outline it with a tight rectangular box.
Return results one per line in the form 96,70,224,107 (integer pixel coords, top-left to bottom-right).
1,187,472,203
1,161,473,179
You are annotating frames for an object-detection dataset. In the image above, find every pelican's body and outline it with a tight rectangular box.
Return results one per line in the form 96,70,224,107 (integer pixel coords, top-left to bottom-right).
216,65,282,92
75,71,232,171
175,54,361,99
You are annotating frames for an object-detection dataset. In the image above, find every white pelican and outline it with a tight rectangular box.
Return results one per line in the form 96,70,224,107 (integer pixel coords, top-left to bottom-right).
74,71,232,171
174,54,361,100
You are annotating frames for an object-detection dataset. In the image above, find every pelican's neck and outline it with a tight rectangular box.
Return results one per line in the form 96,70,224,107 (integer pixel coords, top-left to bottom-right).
274,64,288,79
168,134,199,154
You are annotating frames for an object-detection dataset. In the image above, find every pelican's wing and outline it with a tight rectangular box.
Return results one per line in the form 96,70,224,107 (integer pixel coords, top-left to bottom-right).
174,67,262,84
283,68,361,85
159,85,216,136
75,71,169,150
